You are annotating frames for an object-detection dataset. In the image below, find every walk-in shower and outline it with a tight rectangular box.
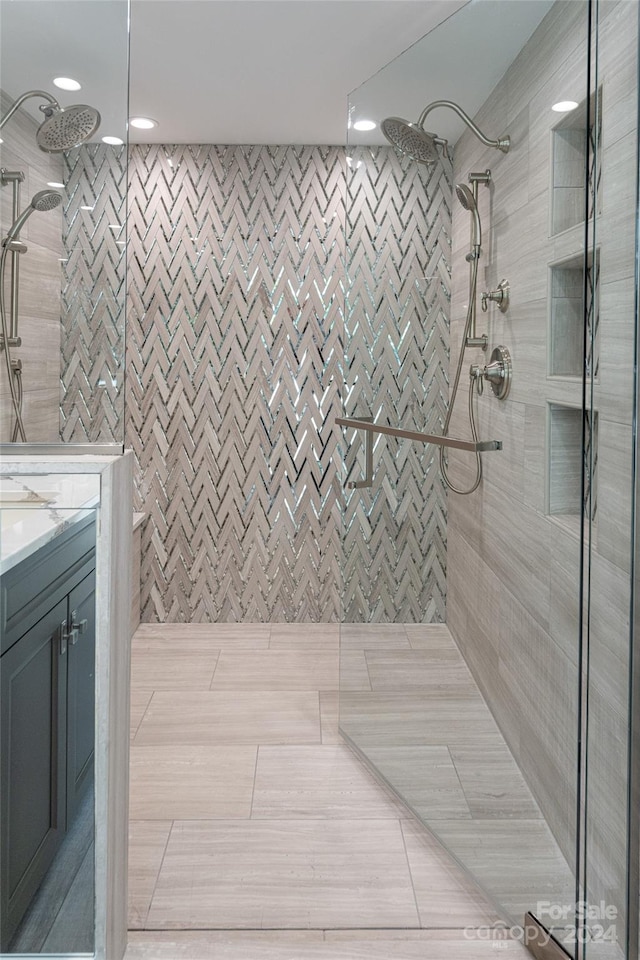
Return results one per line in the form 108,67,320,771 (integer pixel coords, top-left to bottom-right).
341,2,640,958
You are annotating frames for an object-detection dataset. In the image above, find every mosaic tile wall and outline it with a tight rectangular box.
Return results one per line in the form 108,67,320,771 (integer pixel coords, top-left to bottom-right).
62,143,451,622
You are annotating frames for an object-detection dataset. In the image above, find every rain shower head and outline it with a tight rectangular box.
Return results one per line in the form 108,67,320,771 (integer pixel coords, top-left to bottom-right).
0,90,100,152
37,103,101,152
382,100,509,164
5,190,62,241
381,117,441,164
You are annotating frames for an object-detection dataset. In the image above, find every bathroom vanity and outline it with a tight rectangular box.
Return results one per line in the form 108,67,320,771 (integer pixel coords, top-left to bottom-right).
0,455,132,960
0,483,98,948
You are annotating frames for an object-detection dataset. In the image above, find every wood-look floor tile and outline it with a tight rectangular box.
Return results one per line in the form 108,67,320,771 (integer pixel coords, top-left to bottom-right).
210,650,338,690
131,649,220,690
339,624,411,649
363,746,473,820
338,692,501,746
270,623,340,648
449,743,543,820
251,746,406,819
319,691,341,744
128,821,173,929
339,650,371,691
134,624,271,649
425,819,576,925
401,820,498,928
130,690,154,741
130,745,257,820
133,691,321,745
124,931,530,959
364,651,479,694
146,819,420,929
404,624,460,652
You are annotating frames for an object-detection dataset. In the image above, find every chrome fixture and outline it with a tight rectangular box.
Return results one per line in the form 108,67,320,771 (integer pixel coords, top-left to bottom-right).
481,278,510,313
4,190,62,241
438,170,493,495
0,190,63,442
381,100,510,164
0,90,100,152
345,416,374,489
455,183,482,259
470,345,512,400
338,417,502,453
0,169,25,347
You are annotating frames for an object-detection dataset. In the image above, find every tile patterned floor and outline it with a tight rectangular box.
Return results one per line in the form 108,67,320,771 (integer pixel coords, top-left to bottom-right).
126,623,532,960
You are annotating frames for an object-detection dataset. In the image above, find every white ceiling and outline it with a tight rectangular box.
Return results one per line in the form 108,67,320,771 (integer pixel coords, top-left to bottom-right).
128,0,468,144
0,0,555,147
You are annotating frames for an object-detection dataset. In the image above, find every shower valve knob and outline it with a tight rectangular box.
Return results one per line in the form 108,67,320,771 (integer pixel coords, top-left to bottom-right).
481,278,510,313
469,346,512,401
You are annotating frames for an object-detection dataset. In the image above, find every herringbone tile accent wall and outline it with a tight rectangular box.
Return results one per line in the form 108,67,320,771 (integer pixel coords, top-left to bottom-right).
343,147,451,622
63,143,450,622
61,145,127,442
127,145,345,621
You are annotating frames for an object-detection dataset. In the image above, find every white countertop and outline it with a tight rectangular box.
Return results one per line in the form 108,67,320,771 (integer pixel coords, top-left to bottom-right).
0,474,101,575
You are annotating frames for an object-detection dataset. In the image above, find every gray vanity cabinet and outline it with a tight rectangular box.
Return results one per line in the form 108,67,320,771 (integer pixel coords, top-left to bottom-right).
0,514,96,949
0,598,69,949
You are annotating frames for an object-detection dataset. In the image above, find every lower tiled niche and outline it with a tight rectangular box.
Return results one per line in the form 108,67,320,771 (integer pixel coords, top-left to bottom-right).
548,402,598,534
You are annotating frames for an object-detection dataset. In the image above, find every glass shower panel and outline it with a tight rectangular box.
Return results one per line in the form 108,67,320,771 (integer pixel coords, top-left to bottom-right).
338,1,610,955
582,3,639,959
0,0,129,450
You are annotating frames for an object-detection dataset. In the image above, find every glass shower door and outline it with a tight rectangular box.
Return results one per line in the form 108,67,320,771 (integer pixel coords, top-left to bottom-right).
339,2,639,957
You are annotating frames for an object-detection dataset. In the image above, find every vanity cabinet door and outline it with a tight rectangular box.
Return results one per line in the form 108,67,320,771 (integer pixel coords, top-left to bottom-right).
0,598,68,950
66,570,96,823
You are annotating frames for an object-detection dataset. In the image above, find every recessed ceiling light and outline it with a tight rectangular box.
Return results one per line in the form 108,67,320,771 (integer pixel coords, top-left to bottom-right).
53,77,81,92
552,100,579,113
109,224,121,231
116,240,126,245
102,135,124,146
47,181,65,189
130,117,158,130
353,119,376,132
80,205,94,211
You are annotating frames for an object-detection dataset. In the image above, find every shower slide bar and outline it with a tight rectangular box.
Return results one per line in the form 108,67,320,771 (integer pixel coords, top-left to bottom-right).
336,416,502,452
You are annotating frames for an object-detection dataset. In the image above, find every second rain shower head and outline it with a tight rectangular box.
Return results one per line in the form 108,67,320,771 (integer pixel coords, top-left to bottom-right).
382,99,510,164
5,190,62,242
0,90,101,153
37,102,101,152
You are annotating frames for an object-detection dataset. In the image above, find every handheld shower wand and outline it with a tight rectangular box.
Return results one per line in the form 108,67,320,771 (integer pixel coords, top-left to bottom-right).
4,190,62,242
1,190,63,441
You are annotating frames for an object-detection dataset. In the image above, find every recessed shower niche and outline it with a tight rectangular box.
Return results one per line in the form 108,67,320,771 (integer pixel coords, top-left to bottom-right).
551,89,601,236
549,249,599,379
548,402,598,533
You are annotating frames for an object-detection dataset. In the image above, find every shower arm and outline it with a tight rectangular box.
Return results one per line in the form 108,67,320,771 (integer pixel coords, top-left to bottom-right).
0,90,60,130
416,100,510,153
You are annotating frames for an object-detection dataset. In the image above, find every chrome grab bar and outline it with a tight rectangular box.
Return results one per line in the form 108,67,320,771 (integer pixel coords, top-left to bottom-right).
336,417,502,453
